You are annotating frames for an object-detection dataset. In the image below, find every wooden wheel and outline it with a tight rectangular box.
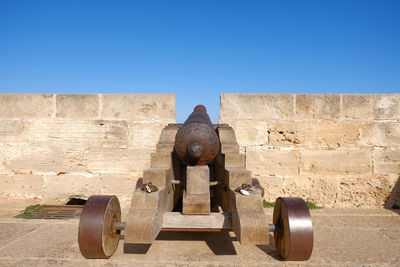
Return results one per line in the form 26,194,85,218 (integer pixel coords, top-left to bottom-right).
273,197,313,261
78,195,121,259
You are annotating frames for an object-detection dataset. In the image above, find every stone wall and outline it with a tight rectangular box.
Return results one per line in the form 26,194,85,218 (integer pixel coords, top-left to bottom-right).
0,94,175,209
1,93,398,209
220,94,400,208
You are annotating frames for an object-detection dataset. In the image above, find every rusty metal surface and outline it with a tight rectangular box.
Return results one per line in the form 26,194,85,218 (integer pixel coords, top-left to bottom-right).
78,195,121,259
174,105,220,165
273,197,313,261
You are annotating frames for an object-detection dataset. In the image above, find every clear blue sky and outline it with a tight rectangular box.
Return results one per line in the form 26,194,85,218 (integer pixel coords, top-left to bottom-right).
0,0,399,122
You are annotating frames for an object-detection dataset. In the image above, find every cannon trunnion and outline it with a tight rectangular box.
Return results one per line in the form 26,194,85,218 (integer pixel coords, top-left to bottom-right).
78,106,314,261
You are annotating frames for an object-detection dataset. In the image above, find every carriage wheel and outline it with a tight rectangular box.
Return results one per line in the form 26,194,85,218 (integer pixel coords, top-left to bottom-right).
273,197,313,261
78,195,121,259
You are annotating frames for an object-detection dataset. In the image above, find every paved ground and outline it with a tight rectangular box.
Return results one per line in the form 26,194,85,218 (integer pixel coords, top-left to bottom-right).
0,201,399,266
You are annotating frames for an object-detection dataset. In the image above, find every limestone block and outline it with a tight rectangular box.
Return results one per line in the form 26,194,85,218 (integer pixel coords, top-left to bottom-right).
230,120,268,147
56,94,99,118
100,173,139,199
359,122,400,147
0,120,24,136
87,148,151,174
247,149,300,176
268,121,359,148
0,94,53,118
101,94,175,121
342,94,373,119
128,122,164,149
0,174,44,199
21,119,129,149
295,94,340,120
337,177,394,207
374,94,400,119
43,174,100,203
219,94,294,123
3,146,88,173
257,175,338,207
0,143,32,173
301,150,372,175
373,148,400,174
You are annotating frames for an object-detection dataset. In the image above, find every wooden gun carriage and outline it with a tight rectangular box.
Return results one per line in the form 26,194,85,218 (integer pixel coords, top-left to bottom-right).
78,105,314,261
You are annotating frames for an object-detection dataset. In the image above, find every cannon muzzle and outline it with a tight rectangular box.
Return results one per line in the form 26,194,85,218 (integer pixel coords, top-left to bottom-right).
174,105,220,165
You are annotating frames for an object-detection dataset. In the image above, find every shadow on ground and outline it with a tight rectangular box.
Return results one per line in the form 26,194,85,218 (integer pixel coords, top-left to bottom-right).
124,231,279,258
385,175,400,215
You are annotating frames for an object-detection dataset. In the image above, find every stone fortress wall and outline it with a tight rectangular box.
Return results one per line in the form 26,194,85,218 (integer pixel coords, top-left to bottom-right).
0,94,175,209
0,93,399,209
219,94,400,208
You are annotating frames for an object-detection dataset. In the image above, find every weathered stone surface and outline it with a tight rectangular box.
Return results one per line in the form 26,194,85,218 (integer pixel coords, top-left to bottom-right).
87,148,151,174
100,173,139,212
0,94,53,118
0,120,24,136
373,148,400,174
0,94,176,207
336,215,400,229
342,94,373,119
128,122,164,148
0,174,44,200
229,120,268,147
101,94,175,121
310,207,397,216
295,94,340,119
374,94,400,119
3,146,88,173
385,176,400,208
100,173,138,196
360,122,400,147
0,223,43,249
43,174,100,203
337,177,395,207
258,175,338,207
56,94,98,118
2,93,400,208
1,206,400,266
268,121,359,148
247,149,300,176
10,119,129,148
315,228,399,264
219,94,294,123
301,149,372,175
0,223,83,259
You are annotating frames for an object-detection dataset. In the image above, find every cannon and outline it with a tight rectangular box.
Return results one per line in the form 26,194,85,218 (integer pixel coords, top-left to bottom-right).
78,105,314,261
174,105,219,165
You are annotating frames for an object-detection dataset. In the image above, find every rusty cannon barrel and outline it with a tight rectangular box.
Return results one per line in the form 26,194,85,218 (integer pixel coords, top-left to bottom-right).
174,105,220,165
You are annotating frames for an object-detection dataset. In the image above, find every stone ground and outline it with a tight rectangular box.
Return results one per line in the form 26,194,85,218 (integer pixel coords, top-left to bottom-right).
0,201,399,267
